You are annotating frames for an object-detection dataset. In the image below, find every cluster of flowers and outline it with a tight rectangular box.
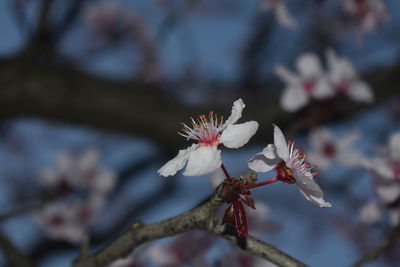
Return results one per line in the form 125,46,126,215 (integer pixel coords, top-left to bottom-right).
259,0,388,34
358,132,400,227
276,49,374,112
339,0,387,35
303,125,400,228
158,99,331,237
33,148,116,244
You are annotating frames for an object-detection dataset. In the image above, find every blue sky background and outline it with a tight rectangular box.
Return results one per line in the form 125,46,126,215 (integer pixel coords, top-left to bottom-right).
0,0,399,266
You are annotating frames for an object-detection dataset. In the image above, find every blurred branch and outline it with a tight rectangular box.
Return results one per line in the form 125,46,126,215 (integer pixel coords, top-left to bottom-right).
0,232,36,267
73,186,308,267
240,12,274,87
55,0,87,40
352,223,400,267
36,0,53,37
0,54,399,150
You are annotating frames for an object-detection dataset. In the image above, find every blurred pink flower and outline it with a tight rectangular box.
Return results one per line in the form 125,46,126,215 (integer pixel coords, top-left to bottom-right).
248,125,332,207
307,127,362,170
158,99,258,177
148,231,215,266
326,49,374,103
339,0,388,34
275,53,334,112
360,132,400,226
32,196,103,244
38,148,116,196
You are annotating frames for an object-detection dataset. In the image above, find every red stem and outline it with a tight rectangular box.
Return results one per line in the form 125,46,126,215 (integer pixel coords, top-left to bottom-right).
220,163,232,181
244,177,279,189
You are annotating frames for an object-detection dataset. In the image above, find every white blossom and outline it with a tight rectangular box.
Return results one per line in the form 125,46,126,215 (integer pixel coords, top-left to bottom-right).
248,125,332,208
340,0,388,34
158,99,258,177
38,148,116,196
32,198,102,244
275,53,334,112
307,127,362,170
326,49,374,103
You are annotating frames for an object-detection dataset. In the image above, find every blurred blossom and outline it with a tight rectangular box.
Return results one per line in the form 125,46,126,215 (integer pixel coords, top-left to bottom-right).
275,53,334,112
339,0,388,34
33,148,116,243
218,247,277,267
307,127,362,170
361,132,400,182
32,197,102,244
247,201,280,237
326,49,374,103
260,0,296,28
248,125,332,208
360,132,400,226
158,99,258,177
108,252,144,267
148,231,215,266
358,201,383,225
82,1,161,82
38,148,116,196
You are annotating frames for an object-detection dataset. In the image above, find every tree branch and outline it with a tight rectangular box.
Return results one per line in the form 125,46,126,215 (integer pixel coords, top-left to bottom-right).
352,223,400,267
0,232,36,267
1,54,399,151
73,187,308,267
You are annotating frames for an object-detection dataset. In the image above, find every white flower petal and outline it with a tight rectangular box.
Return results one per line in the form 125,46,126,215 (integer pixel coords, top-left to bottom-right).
37,169,59,186
274,3,296,28
296,53,323,79
294,170,332,208
389,209,400,226
183,146,222,176
220,121,258,149
92,170,116,195
224,98,245,126
157,144,197,177
148,245,178,266
274,66,299,85
57,153,73,174
78,148,100,172
312,78,335,99
347,81,374,103
359,201,383,225
326,49,357,82
273,125,290,162
309,127,334,152
280,87,309,112
248,145,280,173
374,182,400,204
389,132,400,162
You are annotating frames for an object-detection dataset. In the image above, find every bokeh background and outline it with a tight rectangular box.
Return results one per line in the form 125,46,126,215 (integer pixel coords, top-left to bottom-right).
0,0,399,266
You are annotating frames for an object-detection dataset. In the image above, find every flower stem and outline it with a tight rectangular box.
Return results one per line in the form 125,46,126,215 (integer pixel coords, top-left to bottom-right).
220,164,232,181
245,177,278,189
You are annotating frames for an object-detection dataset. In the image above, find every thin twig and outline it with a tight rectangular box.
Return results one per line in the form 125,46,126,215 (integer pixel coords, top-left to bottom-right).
352,223,400,267
0,231,36,267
